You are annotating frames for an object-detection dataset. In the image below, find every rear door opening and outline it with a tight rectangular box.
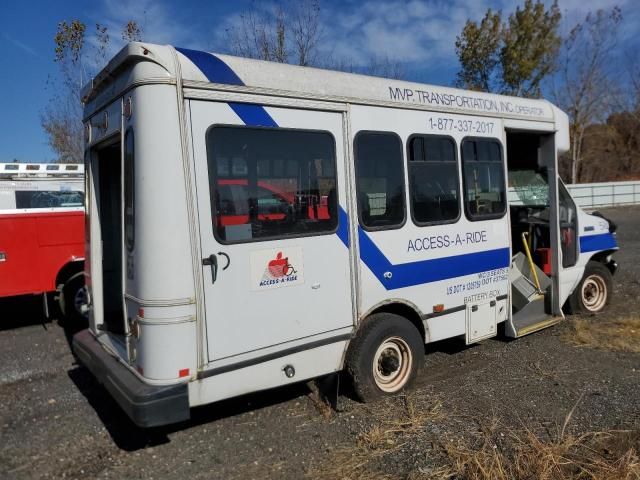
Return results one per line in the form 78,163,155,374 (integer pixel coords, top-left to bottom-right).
94,141,125,334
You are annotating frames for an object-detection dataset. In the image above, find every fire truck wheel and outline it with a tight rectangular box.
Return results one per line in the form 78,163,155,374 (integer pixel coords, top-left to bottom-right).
345,313,423,402
59,275,88,328
568,261,612,314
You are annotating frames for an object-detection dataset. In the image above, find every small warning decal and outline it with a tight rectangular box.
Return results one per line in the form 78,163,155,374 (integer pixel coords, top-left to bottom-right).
250,247,304,291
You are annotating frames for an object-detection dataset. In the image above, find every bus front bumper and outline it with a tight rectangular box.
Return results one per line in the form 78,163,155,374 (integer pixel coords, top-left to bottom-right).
72,329,190,428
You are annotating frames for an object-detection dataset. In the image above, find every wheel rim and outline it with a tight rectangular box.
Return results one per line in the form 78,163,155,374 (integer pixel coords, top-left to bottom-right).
372,336,413,393
581,274,607,312
74,286,88,317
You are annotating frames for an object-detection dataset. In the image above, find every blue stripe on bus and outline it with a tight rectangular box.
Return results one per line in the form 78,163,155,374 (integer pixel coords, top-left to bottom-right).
357,226,510,290
337,207,349,247
181,47,511,290
176,47,244,85
228,102,277,127
580,233,617,253
176,48,278,127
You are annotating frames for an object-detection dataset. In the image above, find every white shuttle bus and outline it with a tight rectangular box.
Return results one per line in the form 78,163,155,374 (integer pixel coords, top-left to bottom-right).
74,43,618,427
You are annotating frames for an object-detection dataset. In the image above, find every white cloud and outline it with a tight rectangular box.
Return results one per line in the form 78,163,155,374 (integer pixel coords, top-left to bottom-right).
81,0,638,82
314,0,639,74
318,0,476,67
98,0,186,45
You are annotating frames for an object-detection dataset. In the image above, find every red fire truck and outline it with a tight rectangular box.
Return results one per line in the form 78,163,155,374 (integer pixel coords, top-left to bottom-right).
0,163,85,323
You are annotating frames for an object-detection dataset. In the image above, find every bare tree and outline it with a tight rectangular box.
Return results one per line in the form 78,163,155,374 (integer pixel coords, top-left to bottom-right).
41,86,84,164
623,50,640,120
227,2,291,63
226,1,404,79
552,7,622,183
332,55,404,79
42,20,142,163
363,55,405,80
42,20,89,164
122,20,143,42
290,0,321,66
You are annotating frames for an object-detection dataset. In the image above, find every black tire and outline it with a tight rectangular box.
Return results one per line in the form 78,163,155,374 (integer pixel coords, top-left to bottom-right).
58,274,88,328
345,313,423,402
568,261,612,314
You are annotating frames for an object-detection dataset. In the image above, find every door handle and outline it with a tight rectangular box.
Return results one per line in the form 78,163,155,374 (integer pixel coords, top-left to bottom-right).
202,254,218,284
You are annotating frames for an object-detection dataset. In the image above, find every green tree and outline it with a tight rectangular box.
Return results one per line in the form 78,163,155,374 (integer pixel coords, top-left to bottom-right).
501,0,561,97
455,9,502,92
455,0,561,98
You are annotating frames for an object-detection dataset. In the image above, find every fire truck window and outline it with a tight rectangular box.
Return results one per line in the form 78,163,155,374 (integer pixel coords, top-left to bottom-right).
354,132,405,230
461,138,506,221
207,126,338,243
15,191,84,209
408,135,460,225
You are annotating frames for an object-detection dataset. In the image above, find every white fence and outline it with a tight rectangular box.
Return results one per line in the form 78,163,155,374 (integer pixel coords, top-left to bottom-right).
507,181,640,209
566,181,640,209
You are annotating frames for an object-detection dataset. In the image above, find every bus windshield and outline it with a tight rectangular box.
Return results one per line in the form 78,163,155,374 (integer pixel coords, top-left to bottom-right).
509,170,549,207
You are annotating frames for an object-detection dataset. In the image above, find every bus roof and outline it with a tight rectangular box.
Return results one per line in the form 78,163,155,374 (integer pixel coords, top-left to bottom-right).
83,42,564,125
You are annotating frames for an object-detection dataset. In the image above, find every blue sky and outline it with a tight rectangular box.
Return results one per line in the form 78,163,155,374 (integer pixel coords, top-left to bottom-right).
1,0,637,162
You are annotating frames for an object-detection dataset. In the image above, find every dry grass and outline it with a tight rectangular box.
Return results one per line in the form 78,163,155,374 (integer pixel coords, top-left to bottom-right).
309,394,640,480
418,395,639,480
306,378,337,420
565,316,640,353
436,424,640,480
306,394,444,479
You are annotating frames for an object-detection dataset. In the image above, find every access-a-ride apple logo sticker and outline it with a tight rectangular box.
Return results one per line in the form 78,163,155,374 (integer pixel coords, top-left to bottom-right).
250,247,304,291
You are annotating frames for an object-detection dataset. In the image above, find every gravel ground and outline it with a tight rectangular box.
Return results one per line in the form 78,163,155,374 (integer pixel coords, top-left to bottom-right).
1,206,639,479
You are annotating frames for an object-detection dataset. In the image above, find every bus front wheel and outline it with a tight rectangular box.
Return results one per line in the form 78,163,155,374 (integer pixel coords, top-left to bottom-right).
568,261,612,314
345,313,423,402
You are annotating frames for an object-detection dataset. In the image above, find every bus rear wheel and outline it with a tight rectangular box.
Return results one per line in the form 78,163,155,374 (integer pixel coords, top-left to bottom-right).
58,274,88,328
568,261,612,314
345,313,423,402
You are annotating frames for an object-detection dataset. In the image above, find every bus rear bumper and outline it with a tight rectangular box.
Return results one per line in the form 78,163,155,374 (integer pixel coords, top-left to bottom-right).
72,329,190,428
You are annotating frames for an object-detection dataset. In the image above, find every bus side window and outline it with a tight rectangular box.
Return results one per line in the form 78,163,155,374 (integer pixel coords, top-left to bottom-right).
407,135,460,225
461,138,506,220
354,132,405,230
206,126,338,243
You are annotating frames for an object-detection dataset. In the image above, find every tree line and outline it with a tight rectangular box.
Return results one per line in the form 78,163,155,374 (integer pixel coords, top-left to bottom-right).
44,0,639,184
455,1,639,183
